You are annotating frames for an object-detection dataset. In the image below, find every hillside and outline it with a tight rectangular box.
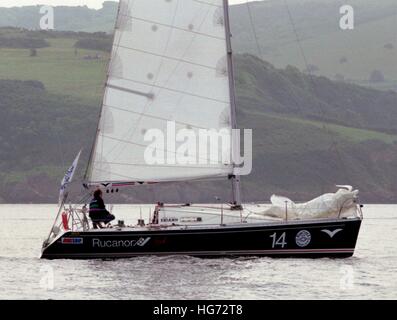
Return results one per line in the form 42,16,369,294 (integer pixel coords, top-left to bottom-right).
0,1,117,33
0,29,397,203
236,56,397,134
0,1,395,90
235,57,397,203
231,0,397,91
0,79,94,203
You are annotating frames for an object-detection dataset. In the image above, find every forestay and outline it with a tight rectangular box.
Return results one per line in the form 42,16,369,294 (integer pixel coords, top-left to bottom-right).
86,0,235,185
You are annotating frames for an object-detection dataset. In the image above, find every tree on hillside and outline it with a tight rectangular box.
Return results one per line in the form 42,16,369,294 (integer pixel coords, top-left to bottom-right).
369,70,385,83
29,48,37,57
334,74,345,81
74,38,112,52
304,64,319,74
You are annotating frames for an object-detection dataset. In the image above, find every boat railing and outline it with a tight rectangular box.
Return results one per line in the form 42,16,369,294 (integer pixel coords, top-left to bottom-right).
357,203,364,219
54,206,90,234
44,199,362,245
66,205,90,232
43,204,87,248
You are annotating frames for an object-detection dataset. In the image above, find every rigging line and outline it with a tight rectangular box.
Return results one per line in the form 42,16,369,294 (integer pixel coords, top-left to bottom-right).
282,0,352,186
77,192,92,206
246,0,264,59
243,0,316,119
332,0,394,191
244,0,352,189
243,0,306,200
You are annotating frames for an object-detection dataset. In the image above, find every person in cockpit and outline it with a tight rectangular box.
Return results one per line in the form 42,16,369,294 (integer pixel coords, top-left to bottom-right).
89,189,115,229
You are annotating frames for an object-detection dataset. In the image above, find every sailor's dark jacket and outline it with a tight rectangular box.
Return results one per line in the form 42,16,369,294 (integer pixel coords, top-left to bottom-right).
89,196,106,215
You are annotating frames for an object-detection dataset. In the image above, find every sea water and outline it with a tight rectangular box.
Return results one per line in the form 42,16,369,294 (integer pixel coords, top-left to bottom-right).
0,204,395,300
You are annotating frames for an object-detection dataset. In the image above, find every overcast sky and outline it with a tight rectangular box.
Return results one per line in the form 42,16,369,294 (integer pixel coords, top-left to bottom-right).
0,0,255,9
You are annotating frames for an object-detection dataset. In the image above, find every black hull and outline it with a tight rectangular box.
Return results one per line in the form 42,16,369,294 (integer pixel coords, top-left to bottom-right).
41,218,362,259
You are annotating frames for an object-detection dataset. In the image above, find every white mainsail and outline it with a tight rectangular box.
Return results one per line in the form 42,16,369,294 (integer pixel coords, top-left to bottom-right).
87,0,236,185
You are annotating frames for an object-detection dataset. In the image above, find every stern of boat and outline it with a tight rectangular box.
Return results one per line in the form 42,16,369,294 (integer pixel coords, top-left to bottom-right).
41,205,90,259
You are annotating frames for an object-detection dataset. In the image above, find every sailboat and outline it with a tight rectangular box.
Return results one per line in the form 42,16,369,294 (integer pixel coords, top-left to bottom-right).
41,0,363,259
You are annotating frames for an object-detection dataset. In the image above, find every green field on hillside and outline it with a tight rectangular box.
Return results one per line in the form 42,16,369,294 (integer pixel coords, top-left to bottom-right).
0,37,108,104
248,111,397,145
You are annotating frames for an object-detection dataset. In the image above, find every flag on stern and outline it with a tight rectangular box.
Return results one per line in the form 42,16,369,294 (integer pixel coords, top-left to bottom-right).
59,150,81,205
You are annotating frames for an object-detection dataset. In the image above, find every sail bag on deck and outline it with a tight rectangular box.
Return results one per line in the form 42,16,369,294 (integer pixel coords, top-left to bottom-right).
260,187,360,219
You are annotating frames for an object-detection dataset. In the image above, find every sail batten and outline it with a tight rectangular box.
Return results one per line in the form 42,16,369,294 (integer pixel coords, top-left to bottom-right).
118,14,226,41
98,134,230,165
107,83,154,99
114,43,222,71
107,76,230,104
87,0,234,185
103,104,209,130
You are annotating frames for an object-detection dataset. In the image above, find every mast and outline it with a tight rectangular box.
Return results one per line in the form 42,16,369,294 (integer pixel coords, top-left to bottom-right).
223,0,242,208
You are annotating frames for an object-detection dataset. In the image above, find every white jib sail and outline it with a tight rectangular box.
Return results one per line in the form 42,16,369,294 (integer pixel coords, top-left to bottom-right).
87,0,235,184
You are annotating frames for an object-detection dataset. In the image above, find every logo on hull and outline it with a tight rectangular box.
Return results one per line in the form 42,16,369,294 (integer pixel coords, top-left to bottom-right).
61,237,83,245
92,237,151,248
321,229,343,238
295,230,311,247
